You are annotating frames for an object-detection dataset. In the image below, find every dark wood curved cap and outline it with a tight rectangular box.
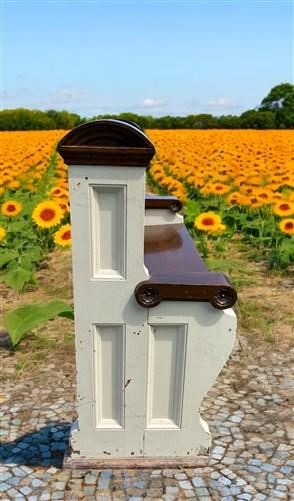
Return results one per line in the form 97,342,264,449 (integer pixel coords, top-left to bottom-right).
57,119,156,167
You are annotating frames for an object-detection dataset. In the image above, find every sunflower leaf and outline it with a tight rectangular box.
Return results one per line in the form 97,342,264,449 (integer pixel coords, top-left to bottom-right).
0,249,18,268
3,300,74,347
1,267,32,292
25,247,43,262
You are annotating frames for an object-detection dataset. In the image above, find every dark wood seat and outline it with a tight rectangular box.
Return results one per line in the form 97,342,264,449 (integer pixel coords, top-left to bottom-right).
135,197,237,310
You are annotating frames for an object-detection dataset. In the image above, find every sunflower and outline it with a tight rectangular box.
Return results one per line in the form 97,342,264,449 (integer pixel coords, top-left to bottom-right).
210,183,231,195
273,201,294,217
1,200,22,217
0,227,6,241
194,212,225,233
227,192,245,206
271,192,283,202
56,179,69,189
279,218,294,235
49,186,69,199
58,201,70,214
255,188,274,205
32,200,63,228
53,223,71,247
247,196,263,209
172,187,187,203
200,182,214,195
7,180,20,190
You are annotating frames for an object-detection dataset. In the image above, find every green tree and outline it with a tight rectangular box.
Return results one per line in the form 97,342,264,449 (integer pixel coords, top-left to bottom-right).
186,114,218,129
0,109,55,130
240,109,276,129
275,91,294,128
260,82,294,111
259,82,294,128
216,115,241,129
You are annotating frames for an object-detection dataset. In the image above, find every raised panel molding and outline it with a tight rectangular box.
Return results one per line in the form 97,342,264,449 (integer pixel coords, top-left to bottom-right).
146,324,187,429
90,185,126,279
93,325,125,429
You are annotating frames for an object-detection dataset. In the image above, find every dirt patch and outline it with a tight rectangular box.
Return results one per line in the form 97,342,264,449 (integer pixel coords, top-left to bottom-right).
1,248,73,314
236,266,294,353
1,249,75,380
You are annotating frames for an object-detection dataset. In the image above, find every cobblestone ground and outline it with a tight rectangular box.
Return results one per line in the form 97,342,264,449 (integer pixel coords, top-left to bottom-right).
1,338,293,500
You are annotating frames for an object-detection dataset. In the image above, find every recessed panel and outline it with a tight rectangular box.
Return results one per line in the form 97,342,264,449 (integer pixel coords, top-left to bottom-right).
93,325,124,428
147,325,187,429
91,186,126,279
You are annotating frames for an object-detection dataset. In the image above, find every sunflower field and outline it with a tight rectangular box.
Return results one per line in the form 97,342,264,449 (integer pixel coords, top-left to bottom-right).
147,130,294,269
0,130,69,292
1,128,293,297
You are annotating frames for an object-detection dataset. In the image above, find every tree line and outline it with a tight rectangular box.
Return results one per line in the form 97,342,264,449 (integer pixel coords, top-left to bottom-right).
1,83,293,130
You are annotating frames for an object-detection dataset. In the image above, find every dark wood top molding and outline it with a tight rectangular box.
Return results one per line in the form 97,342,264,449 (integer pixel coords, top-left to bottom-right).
145,196,182,212
135,223,237,310
57,119,156,167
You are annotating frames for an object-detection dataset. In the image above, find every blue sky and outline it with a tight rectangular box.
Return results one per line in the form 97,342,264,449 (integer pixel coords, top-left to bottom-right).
2,0,293,117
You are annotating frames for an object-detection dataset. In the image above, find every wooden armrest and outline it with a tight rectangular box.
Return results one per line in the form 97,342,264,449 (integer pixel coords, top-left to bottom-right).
144,224,207,273
145,196,182,212
135,223,237,310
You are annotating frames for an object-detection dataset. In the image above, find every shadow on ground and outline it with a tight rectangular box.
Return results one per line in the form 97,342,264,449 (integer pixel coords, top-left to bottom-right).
0,422,71,467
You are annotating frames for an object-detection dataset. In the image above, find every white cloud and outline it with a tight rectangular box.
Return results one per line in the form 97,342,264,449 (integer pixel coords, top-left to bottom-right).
185,96,243,116
207,97,228,107
140,98,166,108
206,96,239,111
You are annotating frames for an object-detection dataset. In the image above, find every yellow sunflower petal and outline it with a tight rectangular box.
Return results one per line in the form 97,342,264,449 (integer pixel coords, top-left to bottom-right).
32,200,63,229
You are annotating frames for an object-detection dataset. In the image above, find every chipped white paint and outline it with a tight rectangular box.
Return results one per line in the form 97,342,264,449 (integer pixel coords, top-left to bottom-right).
68,162,237,460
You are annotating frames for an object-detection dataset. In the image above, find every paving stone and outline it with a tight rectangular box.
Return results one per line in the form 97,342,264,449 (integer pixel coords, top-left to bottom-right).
0,483,10,493
85,473,97,484
184,491,197,498
51,493,64,500
39,493,51,501
83,485,95,495
0,471,12,481
192,476,205,487
31,478,43,488
179,480,193,489
195,487,210,496
1,319,293,500
165,486,179,494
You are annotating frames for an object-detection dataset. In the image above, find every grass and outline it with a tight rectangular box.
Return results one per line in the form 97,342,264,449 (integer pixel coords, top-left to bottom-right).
203,239,293,347
5,328,75,379
237,299,276,344
206,257,256,289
